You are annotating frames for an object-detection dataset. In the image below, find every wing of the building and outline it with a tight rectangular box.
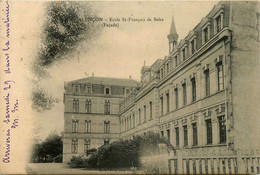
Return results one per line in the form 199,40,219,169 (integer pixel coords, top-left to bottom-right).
63,77,140,162
63,2,260,174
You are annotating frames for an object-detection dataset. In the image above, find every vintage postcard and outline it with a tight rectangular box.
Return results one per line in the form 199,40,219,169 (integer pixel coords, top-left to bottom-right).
0,1,259,174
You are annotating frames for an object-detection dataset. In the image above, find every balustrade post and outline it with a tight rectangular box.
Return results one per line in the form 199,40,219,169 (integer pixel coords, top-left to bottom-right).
176,150,183,174
236,149,245,174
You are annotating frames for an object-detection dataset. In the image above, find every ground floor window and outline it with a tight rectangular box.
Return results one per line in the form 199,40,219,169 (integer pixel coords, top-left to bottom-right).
183,125,188,147
175,127,179,147
218,116,226,143
71,139,78,153
206,119,212,144
84,139,90,155
192,123,198,146
104,140,109,145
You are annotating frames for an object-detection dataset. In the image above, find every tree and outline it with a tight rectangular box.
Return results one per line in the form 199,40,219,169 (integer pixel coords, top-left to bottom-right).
31,1,102,112
31,131,63,163
35,1,100,67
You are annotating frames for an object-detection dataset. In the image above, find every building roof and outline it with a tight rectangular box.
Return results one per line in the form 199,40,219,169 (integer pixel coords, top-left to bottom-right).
169,16,177,35
69,76,140,87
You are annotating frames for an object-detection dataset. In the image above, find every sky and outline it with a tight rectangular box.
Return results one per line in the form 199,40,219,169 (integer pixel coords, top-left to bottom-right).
15,1,218,140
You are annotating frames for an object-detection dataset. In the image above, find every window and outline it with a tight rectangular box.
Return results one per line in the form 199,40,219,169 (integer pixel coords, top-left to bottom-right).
71,139,78,153
85,120,91,133
143,105,146,122
105,87,110,95
175,55,178,67
130,116,132,129
174,88,178,109
217,62,224,91
216,15,222,33
203,27,209,43
86,86,92,94
104,100,110,114
133,114,135,127
160,68,163,79
74,85,80,93
127,118,129,130
190,39,195,54
191,78,196,102
167,129,170,142
206,119,212,144
183,125,188,147
149,101,153,119
160,96,164,116
166,63,169,73
161,130,164,137
205,70,210,97
125,118,127,131
182,48,186,61
72,120,78,133
85,99,91,114
139,109,141,124
182,83,187,106
84,139,90,155
126,89,130,95
73,98,79,113
218,116,226,143
192,123,198,146
166,93,170,113
175,127,179,147
104,121,110,133
104,140,109,145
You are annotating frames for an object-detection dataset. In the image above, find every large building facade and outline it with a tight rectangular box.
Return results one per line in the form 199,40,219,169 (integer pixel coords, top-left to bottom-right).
62,77,140,162
63,2,260,172
120,1,259,149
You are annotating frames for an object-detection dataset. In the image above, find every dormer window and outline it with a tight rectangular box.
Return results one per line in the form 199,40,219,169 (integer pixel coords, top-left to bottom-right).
74,85,80,93
188,31,197,56
175,55,178,67
213,9,224,35
182,48,186,61
166,63,169,74
216,15,222,33
201,18,211,45
125,88,130,95
105,87,110,95
85,85,92,94
160,68,164,79
190,40,195,54
203,27,209,43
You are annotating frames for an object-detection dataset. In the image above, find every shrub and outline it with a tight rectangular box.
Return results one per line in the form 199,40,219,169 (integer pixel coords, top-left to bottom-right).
68,132,174,169
86,132,174,169
68,155,88,168
86,148,97,156
54,154,63,162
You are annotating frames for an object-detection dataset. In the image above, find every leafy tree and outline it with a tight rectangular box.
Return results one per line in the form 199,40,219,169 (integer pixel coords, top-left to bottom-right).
35,1,100,67
30,131,63,162
32,88,58,112
32,1,102,112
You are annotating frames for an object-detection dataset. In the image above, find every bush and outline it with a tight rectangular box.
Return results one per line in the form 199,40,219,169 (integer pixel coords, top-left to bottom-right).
67,132,174,169
86,148,97,156
68,155,88,168
54,154,63,162
87,132,174,169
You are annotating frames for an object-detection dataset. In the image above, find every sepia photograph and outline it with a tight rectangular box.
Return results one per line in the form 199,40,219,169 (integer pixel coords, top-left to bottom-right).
0,1,259,174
